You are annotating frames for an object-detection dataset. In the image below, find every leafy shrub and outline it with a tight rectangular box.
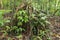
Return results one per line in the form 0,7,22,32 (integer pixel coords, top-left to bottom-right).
0,0,52,40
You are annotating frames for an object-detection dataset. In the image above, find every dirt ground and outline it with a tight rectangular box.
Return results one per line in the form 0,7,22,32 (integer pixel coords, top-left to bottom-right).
49,16,60,40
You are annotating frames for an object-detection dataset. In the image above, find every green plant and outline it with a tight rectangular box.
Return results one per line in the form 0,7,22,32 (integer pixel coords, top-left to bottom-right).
0,10,11,26
16,10,29,26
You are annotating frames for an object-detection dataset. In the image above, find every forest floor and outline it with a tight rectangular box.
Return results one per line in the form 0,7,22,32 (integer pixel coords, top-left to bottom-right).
0,16,60,40
49,16,60,40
